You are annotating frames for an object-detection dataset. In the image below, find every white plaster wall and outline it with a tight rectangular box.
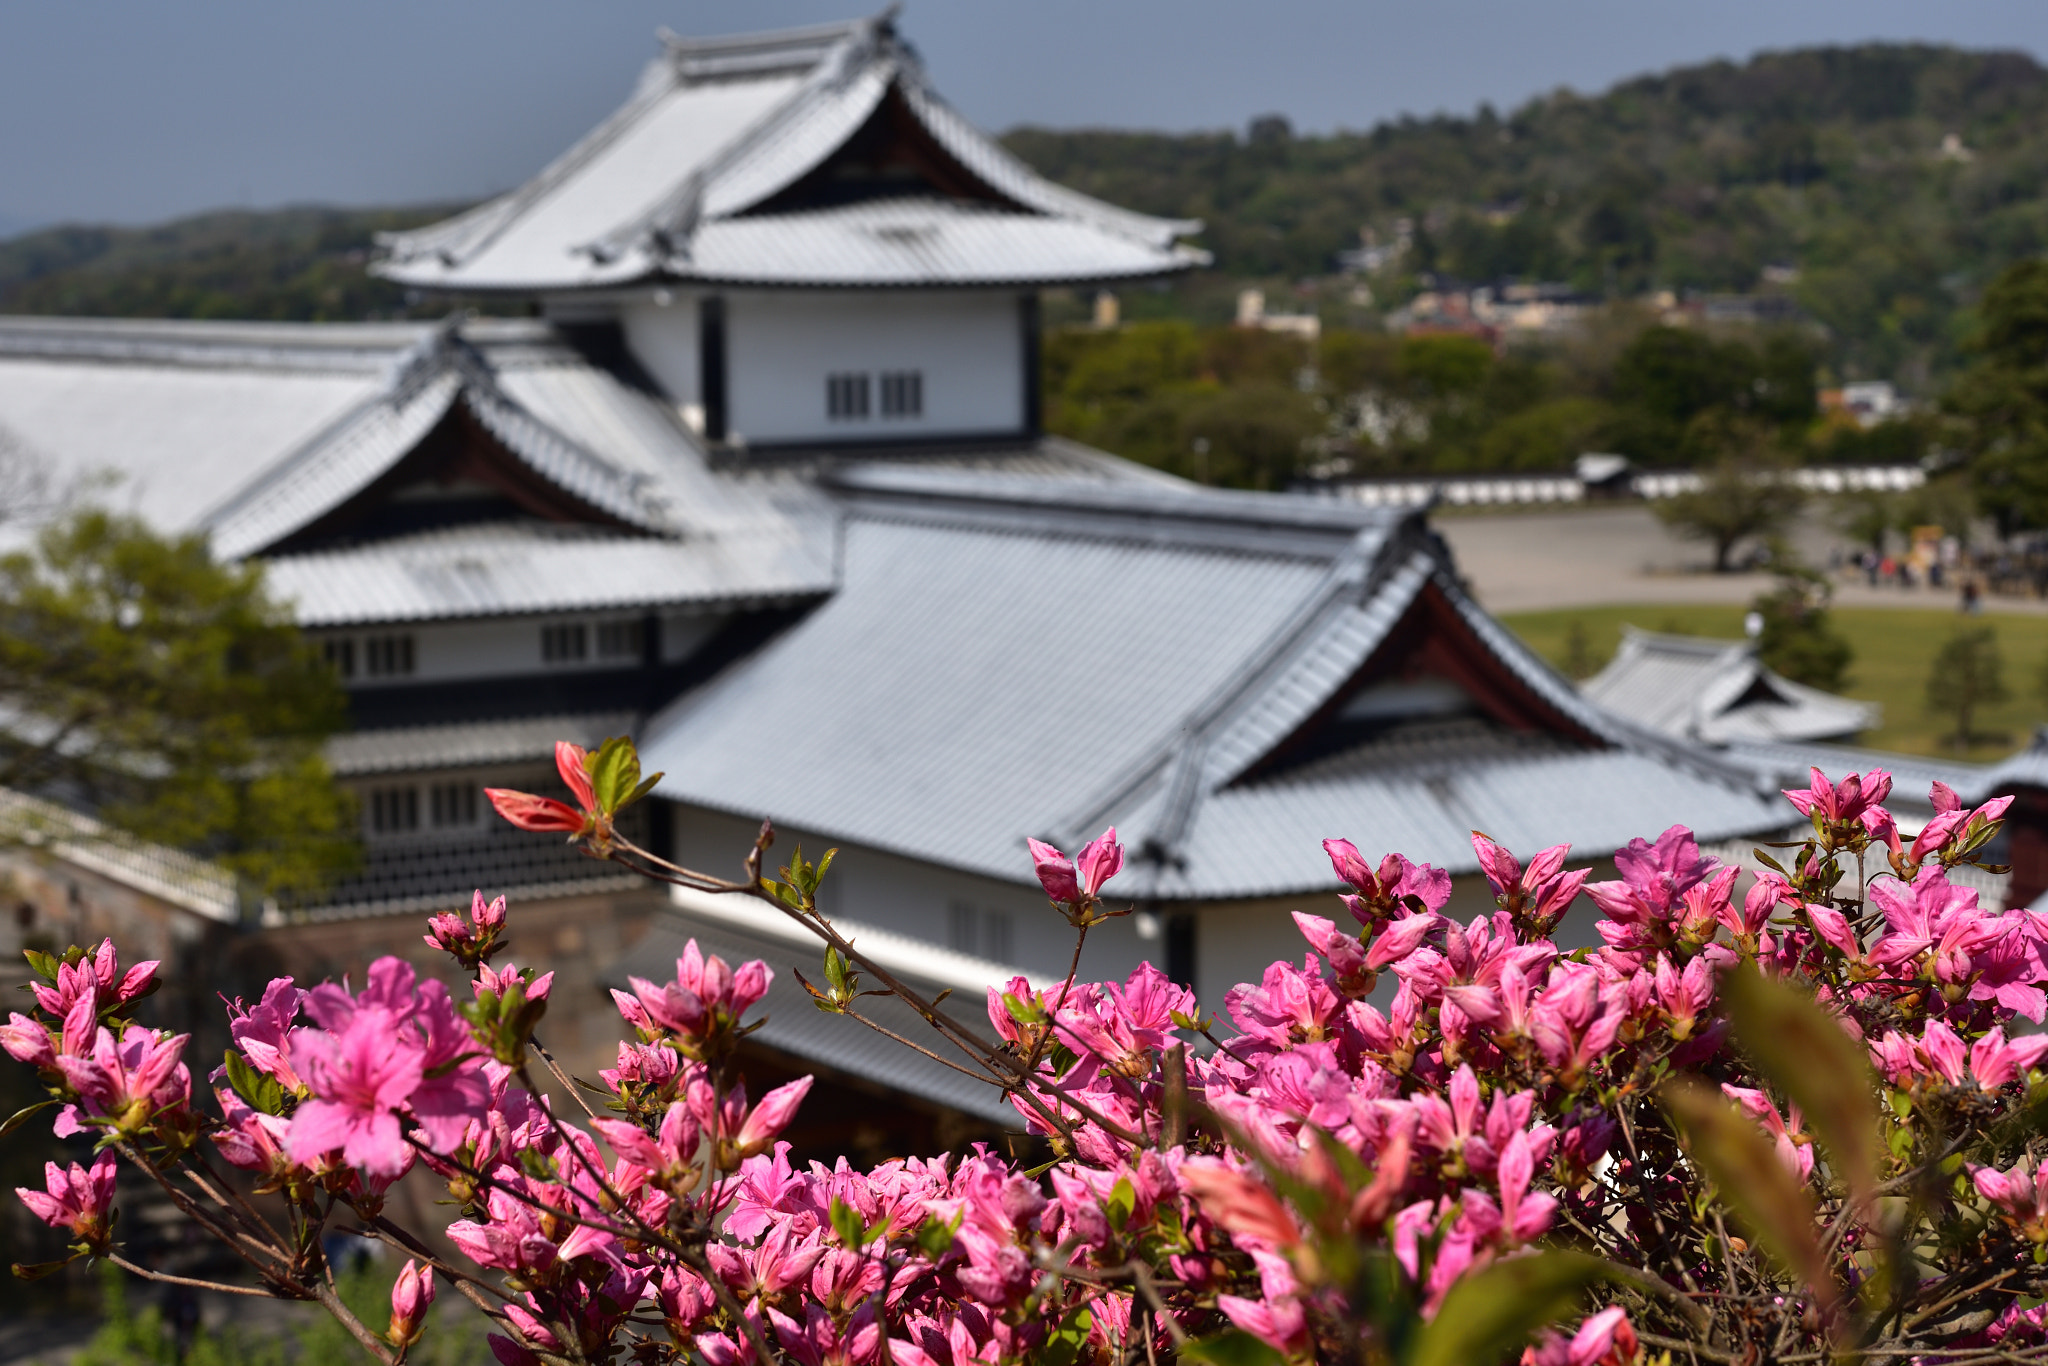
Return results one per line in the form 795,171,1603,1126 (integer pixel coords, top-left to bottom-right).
667,803,1155,988
311,610,729,686
720,290,1023,445
1189,871,1615,1019
620,294,702,410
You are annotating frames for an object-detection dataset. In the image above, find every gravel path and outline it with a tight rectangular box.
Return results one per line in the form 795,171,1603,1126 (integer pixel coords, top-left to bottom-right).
1433,505,2048,616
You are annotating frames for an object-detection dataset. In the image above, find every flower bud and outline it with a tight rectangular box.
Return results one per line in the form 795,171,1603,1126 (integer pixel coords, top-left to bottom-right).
387,1259,434,1348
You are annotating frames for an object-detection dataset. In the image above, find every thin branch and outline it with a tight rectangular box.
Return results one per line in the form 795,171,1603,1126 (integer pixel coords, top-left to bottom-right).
107,1254,285,1298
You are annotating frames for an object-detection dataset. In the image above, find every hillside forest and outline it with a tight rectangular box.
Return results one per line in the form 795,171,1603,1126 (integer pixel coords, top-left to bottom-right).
1,44,2046,499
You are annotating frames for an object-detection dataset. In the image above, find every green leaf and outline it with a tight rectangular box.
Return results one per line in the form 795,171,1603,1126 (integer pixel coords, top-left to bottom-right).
1721,966,1881,1209
223,1051,285,1116
22,949,60,983
0,1098,58,1139
585,736,640,815
1407,1250,1614,1366
12,1256,77,1281
1662,1078,1835,1313
829,1196,864,1249
1182,1330,1285,1366
1103,1176,1137,1233
619,770,666,812
1037,1308,1095,1366
823,947,850,995
914,1210,961,1259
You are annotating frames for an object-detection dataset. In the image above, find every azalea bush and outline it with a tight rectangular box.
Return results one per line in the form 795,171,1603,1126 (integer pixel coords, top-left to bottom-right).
6,738,2048,1365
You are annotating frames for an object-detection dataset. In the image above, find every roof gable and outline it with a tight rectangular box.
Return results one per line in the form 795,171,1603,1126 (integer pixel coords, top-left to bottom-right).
375,13,1203,291
641,474,1779,898
738,82,1028,215
1582,627,1878,746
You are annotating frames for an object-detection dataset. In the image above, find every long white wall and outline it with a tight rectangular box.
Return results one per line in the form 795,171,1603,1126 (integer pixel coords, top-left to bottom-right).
668,803,1154,989
311,609,727,687
621,290,1026,447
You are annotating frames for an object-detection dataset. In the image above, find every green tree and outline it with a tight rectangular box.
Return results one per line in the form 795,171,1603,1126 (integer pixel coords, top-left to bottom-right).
1925,624,2010,751
1751,572,1854,692
0,509,355,897
1944,260,2048,531
1654,446,1804,572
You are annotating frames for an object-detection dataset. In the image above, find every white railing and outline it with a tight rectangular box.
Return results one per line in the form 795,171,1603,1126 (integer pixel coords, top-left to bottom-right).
1321,464,1925,510
0,789,240,923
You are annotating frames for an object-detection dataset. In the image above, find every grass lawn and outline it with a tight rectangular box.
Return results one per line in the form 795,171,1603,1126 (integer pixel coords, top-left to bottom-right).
1499,603,2048,763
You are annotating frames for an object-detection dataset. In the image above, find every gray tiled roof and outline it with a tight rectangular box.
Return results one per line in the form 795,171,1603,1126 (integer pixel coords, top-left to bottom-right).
264,520,835,626
1717,738,1996,815
1967,727,2048,802
376,15,1201,293
639,472,1783,899
1581,628,1879,745
325,712,640,776
609,906,1021,1125
288,809,650,921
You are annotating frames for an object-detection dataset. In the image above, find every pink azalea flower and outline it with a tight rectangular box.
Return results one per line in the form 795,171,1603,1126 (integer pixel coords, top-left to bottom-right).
1217,1293,1309,1356
1028,827,1123,905
1721,1084,1813,1181
226,977,304,1091
1974,1159,2048,1240
0,1011,54,1067
211,1090,296,1183
1324,838,1453,918
476,961,554,1003
1783,766,1892,825
288,1005,427,1177
15,1151,117,1251
425,890,509,960
1522,1307,1641,1366
54,1023,191,1136
1969,1027,2048,1090
1471,832,1590,929
31,939,157,1019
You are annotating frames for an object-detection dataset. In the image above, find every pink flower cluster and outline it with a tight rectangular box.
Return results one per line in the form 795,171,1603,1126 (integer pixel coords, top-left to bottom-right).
13,759,2048,1366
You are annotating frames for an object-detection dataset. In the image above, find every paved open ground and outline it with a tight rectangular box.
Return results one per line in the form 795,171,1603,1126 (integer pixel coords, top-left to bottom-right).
1433,504,2048,616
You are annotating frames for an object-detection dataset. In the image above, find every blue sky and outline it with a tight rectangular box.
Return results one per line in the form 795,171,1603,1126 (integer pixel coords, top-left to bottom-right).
4,1,2047,235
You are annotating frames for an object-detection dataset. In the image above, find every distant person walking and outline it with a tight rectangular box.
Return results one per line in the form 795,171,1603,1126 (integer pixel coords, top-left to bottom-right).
1962,578,1982,614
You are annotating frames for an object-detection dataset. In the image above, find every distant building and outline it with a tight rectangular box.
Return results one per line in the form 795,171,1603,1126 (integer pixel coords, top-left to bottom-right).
1234,288,1320,340
1820,381,1904,428
1581,628,1879,747
0,13,1797,1132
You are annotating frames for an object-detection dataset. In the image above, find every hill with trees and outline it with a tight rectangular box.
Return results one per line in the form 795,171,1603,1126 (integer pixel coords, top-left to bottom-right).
0,205,458,320
1012,43,2048,390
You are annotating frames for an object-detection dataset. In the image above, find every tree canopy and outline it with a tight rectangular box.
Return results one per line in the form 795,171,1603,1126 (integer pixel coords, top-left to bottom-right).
0,509,355,898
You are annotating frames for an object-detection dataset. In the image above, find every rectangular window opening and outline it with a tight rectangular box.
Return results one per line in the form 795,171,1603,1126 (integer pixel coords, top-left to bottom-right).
429,782,478,829
368,786,419,834
947,902,977,955
322,638,356,679
596,619,644,660
827,372,871,421
363,635,415,678
541,623,589,664
982,909,1013,964
880,370,923,419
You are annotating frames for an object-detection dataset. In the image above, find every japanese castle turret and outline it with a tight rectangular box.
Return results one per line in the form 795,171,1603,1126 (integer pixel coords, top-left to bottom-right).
377,12,1204,450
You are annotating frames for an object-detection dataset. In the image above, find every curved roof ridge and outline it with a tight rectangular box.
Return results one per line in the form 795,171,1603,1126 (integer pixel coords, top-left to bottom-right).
201,334,467,559
377,47,700,271
894,71,1201,249
1047,527,1410,857
580,32,897,267
203,328,679,557
445,338,675,533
